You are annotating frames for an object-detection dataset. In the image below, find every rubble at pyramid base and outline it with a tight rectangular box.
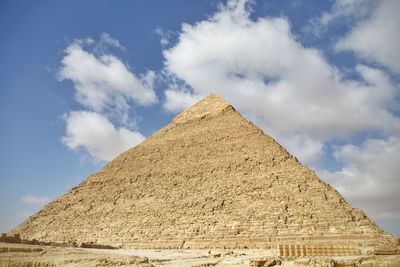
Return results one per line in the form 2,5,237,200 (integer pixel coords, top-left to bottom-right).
97,234,393,250
1,240,400,267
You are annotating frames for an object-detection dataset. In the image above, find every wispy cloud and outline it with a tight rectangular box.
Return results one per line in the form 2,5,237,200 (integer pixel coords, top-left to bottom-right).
21,195,50,205
154,28,175,47
99,32,125,50
305,0,374,36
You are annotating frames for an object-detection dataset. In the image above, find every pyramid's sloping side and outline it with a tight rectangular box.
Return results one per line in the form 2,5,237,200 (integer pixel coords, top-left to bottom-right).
11,99,389,249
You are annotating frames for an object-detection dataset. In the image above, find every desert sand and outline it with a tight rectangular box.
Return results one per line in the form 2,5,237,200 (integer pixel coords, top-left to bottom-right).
2,241,400,266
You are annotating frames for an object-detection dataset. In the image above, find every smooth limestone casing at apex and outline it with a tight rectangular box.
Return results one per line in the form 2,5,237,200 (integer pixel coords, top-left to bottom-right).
10,94,396,250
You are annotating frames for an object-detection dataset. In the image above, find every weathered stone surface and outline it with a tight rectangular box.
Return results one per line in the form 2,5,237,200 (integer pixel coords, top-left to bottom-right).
372,246,400,255
9,94,395,249
250,257,276,266
0,234,21,244
173,93,232,124
294,257,335,267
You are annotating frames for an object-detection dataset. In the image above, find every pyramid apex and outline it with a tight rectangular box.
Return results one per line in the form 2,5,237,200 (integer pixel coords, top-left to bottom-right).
173,93,234,124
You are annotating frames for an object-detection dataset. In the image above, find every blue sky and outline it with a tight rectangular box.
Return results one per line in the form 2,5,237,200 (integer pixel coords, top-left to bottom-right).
1,0,399,236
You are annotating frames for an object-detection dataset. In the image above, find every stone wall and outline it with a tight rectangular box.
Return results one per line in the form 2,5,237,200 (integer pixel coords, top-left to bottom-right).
278,244,361,257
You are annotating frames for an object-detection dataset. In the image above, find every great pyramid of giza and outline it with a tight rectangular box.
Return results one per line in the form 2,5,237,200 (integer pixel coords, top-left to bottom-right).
10,94,394,249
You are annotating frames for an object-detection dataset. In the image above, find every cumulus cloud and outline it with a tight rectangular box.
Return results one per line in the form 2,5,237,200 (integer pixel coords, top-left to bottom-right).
62,111,145,162
320,136,400,222
58,36,157,123
162,0,400,164
21,195,50,205
58,34,154,162
335,0,400,74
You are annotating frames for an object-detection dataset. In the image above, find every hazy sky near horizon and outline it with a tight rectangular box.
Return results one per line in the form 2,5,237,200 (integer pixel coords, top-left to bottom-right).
1,0,399,236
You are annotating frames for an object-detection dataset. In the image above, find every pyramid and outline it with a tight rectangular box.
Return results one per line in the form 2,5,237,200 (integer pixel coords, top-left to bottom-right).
10,94,393,249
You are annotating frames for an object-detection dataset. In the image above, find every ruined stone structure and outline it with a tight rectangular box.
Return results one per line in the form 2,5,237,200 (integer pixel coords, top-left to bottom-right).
278,244,361,257
10,94,394,249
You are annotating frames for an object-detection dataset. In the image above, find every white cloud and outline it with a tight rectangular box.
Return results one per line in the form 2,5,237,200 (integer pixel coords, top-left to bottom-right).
163,87,200,112
62,111,145,162
58,37,157,122
162,0,400,164
335,0,400,74
58,34,154,161
320,136,400,223
279,135,324,165
21,195,50,205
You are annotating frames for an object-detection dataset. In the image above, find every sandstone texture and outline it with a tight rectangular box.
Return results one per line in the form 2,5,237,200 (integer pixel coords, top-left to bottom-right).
9,94,396,249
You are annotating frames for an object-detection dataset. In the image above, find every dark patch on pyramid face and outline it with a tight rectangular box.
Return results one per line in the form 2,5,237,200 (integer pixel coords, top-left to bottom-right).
10,93,394,249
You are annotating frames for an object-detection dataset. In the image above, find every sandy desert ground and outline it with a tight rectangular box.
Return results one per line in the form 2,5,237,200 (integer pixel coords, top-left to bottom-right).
1,242,400,267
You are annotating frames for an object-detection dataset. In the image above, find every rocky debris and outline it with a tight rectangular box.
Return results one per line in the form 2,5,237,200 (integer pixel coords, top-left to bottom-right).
0,246,43,253
294,255,400,267
295,257,335,267
79,241,116,249
9,93,394,249
0,242,155,267
250,257,281,266
0,261,56,267
358,255,400,267
370,239,400,256
0,233,59,247
0,233,117,250
372,246,400,255
0,234,21,244
1,242,400,267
